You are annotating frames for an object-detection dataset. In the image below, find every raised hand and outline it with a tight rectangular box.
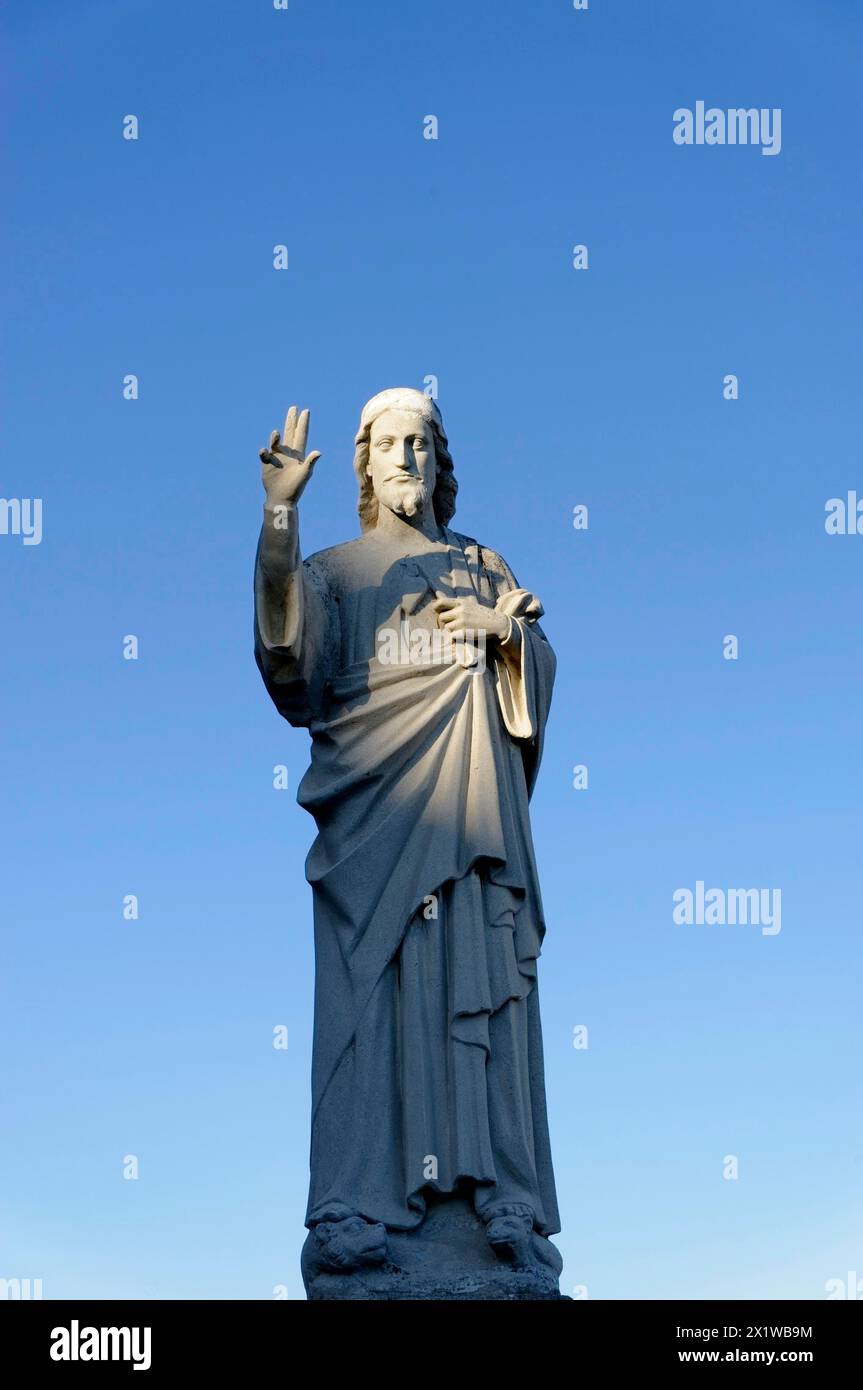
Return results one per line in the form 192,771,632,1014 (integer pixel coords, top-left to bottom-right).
259,406,321,508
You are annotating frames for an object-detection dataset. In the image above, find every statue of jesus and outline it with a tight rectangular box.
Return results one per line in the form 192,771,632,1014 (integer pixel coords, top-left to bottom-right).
254,388,563,1298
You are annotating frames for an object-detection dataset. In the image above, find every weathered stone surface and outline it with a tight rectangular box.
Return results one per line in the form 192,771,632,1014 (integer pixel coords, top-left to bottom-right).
255,390,565,1299
302,1196,567,1301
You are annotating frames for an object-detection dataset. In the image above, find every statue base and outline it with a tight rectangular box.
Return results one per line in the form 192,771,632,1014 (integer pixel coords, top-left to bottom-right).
302,1194,568,1301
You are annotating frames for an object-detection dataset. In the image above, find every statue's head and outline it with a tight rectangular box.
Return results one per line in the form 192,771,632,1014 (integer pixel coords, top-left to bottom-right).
353,388,458,532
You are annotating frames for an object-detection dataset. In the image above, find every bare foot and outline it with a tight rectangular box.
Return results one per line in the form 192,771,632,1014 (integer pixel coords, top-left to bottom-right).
312,1213,388,1272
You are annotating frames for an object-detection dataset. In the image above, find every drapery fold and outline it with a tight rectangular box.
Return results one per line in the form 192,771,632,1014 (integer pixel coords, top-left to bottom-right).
255,525,560,1234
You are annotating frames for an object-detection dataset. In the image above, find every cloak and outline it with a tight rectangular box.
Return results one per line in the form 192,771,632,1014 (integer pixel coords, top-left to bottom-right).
255,523,560,1234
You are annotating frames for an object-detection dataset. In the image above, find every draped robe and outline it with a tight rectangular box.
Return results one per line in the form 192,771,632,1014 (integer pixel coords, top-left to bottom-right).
255,518,560,1236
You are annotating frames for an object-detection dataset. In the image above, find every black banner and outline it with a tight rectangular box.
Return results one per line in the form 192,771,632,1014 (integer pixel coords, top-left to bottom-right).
3,1298,858,1374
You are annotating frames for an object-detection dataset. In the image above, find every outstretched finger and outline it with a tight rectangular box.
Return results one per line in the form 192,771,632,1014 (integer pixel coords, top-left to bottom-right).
269,430,280,450
282,405,298,445
294,408,310,456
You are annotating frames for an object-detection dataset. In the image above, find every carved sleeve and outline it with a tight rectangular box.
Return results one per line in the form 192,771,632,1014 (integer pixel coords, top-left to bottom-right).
254,510,339,726
480,546,556,766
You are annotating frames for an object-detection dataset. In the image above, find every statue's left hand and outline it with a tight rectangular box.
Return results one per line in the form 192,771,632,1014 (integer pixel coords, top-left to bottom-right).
432,596,509,642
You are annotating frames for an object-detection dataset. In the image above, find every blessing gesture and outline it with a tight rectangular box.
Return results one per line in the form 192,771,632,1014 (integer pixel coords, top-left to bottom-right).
259,406,321,508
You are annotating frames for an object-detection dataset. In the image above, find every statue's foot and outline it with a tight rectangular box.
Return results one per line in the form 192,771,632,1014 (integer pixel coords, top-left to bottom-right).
311,1212,388,1273
483,1204,535,1269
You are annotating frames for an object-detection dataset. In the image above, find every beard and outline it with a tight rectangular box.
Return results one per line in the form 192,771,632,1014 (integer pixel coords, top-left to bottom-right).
382,477,431,520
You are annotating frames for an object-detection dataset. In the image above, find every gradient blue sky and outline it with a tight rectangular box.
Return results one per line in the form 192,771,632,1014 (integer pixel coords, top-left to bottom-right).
2,0,861,1300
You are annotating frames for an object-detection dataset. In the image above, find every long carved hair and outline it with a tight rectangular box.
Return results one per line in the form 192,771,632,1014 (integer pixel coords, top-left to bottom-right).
352,413,458,533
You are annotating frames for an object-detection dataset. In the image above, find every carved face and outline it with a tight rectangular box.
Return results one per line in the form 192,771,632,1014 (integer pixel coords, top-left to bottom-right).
367,410,437,521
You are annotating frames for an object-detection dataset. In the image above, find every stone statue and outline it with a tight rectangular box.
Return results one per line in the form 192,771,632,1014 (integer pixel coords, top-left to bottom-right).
254,389,565,1299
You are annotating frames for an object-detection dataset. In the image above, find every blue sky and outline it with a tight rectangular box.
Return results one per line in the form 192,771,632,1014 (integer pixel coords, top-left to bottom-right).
2,0,861,1299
